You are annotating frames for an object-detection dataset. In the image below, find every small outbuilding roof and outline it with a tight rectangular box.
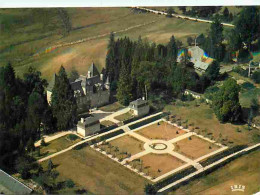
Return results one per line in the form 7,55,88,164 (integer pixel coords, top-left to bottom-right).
0,169,33,194
130,98,147,106
77,115,100,128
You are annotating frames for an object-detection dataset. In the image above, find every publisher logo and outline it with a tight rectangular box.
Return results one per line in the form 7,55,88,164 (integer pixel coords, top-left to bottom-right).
231,185,245,192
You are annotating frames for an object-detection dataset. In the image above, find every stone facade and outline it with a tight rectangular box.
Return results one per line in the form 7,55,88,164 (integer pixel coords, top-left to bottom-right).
129,98,150,117
47,62,110,108
77,116,100,137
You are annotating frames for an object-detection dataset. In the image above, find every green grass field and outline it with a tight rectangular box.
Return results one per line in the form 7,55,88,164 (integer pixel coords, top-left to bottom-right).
41,147,149,194
34,134,82,159
0,7,212,81
170,149,260,195
164,101,260,146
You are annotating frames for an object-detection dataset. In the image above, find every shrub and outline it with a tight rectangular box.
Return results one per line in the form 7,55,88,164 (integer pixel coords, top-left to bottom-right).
40,138,47,147
67,134,78,141
241,82,255,90
251,70,260,83
66,179,75,188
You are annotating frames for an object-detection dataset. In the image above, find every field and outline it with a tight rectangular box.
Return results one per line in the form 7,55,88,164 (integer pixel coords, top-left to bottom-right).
41,147,149,194
99,102,124,112
174,136,220,160
109,135,144,155
114,111,135,121
100,120,116,127
164,101,260,145
136,121,187,140
0,8,211,81
35,134,82,159
138,153,185,178
170,149,260,195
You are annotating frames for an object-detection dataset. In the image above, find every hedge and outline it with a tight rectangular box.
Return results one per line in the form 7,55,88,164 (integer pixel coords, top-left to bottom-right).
99,124,118,134
73,129,125,150
200,145,248,167
154,166,197,190
128,113,168,130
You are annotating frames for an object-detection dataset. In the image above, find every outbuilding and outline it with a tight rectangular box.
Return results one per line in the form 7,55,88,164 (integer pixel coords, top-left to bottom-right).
77,116,100,137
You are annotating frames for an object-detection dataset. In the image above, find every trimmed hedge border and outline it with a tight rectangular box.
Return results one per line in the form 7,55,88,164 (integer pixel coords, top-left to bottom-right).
158,145,260,194
154,166,197,190
200,145,248,167
128,112,168,130
99,124,118,134
73,129,125,150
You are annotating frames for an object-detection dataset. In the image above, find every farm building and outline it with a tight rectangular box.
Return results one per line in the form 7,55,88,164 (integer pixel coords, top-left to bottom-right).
0,169,33,194
177,46,214,72
129,98,150,117
77,116,100,136
47,62,110,108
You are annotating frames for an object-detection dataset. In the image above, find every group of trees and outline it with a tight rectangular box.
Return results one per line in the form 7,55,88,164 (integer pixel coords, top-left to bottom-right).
0,64,55,168
0,63,76,171
105,33,221,106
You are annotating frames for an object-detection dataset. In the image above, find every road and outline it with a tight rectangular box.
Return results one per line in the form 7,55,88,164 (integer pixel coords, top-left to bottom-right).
134,7,234,27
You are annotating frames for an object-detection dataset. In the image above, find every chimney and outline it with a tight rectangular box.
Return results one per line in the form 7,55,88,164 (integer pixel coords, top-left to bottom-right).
88,71,91,78
142,97,145,100
81,118,84,123
100,73,104,81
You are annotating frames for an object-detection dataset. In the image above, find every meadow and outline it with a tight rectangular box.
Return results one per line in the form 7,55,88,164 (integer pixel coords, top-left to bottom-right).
0,7,211,81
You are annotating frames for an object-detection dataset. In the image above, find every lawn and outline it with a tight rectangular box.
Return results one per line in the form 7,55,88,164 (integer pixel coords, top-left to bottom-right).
174,136,221,160
99,102,124,112
136,121,187,141
100,120,116,127
114,111,135,121
41,147,149,194
35,134,82,159
170,149,260,195
1,8,211,81
164,101,260,146
109,135,144,156
133,153,185,178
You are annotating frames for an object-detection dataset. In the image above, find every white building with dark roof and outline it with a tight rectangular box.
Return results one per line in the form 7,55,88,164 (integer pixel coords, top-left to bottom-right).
77,116,100,136
47,62,110,108
129,98,150,117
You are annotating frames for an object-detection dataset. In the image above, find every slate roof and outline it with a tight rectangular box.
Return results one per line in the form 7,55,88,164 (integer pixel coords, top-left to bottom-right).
88,62,99,77
47,74,57,91
130,98,147,106
78,115,100,128
194,61,210,71
0,170,33,194
70,80,84,95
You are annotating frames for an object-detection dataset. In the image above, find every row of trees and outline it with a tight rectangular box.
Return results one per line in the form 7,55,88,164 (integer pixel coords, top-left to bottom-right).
0,63,76,170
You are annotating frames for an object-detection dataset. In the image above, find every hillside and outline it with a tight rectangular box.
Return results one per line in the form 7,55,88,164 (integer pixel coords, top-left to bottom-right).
0,7,213,81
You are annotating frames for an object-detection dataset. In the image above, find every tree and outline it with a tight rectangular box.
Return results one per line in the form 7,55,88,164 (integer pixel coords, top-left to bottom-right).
167,35,178,62
15,155,35,179
178,6,186,14
116,64,133,106
207,15,224,61
196,34,206,46
213,78,242,122
252,70,260,83
144,183,157,195
223,7,230,21
205,60,220,80
48,159,54,172
57,8,72,36
187,37,194,46
233,7,259,49
26,137,35,153
51,66,77,130
166,7,174,17
69,66,79,81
